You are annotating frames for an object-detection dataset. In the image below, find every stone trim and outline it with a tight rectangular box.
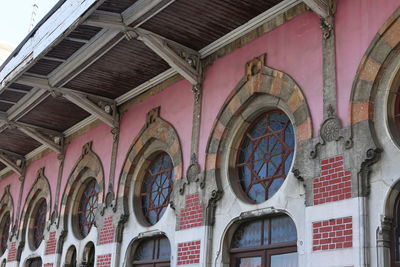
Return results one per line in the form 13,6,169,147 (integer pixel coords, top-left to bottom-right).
117,108,183,201
205,54,312,174
350,7,400,125
19,168,51,240
0,185,14,232
59,141,105,222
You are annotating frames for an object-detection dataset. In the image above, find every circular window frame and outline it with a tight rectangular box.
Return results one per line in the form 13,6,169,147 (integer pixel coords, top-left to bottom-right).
131,140,176,227
220,97,297,205
387,69,400,147
72,178,100,240
28,198,47,251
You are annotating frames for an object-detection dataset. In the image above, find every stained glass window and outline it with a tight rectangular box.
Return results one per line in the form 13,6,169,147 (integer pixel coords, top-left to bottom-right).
32,199,47,249
78,180,99,237
230,216,298,267
141,152,174,225
133,236,171,266
237,110,294,203
0,212,10,255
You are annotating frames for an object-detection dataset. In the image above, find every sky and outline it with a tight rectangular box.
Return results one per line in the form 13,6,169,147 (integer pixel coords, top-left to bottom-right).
0,0,58,47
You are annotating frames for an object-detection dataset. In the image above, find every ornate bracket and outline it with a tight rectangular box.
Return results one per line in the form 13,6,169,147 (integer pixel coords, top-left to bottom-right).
358,147,382,197
310,105,352,158
205,190,223,226
146,106,160,128
0,149,25,177
319,0,337,39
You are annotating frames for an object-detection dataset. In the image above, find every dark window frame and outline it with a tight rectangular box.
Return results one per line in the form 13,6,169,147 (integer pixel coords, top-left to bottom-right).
235,110,295,203
140,152,174,225
77,179,99,238
132,236,171,267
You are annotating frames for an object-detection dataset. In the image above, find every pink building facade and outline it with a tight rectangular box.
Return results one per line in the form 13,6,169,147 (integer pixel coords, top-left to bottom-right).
0,0,399,266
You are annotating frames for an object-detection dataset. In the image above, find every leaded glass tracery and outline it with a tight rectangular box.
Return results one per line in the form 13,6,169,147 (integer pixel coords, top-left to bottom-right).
236,110,294,203
230,216,298,267
32,199,47,249
77,180,99,237
140,152,174,225
0,212,10,255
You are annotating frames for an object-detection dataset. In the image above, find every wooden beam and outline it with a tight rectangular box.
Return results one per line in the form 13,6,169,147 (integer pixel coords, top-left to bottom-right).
42,56,67,63
122,0,176,26
63,92,115,127
17,75,117,127
6,88,29,94
16,124,63,154
85,10,124,30
0,152,24,176
303,0,330,17
135,28,201,85
0,100,17,105
64,37,90,44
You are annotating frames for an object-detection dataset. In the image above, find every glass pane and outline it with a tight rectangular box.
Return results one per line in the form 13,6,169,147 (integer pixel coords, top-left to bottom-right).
237,111,294,203
158,237,171,260
134,239,155,261
236,257,261,267
271,216,297,244
231,221,262,248
270,252,298,267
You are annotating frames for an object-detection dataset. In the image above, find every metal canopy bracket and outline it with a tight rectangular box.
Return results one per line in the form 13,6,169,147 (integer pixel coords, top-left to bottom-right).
17,75,119,128
303,0,331,17
134,28,202,86
0,149,25,176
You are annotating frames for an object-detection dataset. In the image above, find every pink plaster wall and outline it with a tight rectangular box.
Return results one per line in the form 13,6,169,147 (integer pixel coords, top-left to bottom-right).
114,79,194,190
198,11,323,169
58,122,114,207
336,0,400,125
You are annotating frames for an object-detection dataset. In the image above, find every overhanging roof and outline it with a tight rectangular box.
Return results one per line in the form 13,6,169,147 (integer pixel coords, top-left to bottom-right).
0,0,304,175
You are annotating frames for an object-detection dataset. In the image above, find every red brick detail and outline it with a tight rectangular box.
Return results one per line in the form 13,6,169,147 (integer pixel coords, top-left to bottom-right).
179,194,203,230
99,216,115,245
45,231,57,255
177,240,201,265
97,254,112,267
7,242,16,262
44,264,54,267
313,156,352,205
312,217,353,251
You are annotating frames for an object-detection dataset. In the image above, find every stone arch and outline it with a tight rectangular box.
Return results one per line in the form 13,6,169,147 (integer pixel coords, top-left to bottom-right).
19,168,51,242
219,210,298,265
117,107,183,206
59,141,105,229
204,54,312,187
0,185,14,227
349,8,400,130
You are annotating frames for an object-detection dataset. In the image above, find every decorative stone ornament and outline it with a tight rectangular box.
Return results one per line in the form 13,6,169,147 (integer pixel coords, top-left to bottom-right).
320,105,342,142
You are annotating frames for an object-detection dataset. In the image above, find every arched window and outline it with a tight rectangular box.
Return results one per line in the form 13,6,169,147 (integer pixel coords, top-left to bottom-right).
230,215,297,267
77,180,99,238
236,110,294,203
65,245,77,267
30,198,47,250
140,152,174,225
27,257,42,267
132,236,171,267
82,242,95,267
0,212,10,255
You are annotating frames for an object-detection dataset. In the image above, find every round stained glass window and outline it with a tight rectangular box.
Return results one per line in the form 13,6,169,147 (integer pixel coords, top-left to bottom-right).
140,152,174,225
236,110,294,203
77,180,99,238
0,212,10,255
31,199,47,249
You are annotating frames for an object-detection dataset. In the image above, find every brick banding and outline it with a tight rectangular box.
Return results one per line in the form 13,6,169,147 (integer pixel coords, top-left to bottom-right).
312,217,353,251
99,216,115,245
313,156,352,205
177,240,201,265
97,254,112,267
178,193,203,230
45,231,57,255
